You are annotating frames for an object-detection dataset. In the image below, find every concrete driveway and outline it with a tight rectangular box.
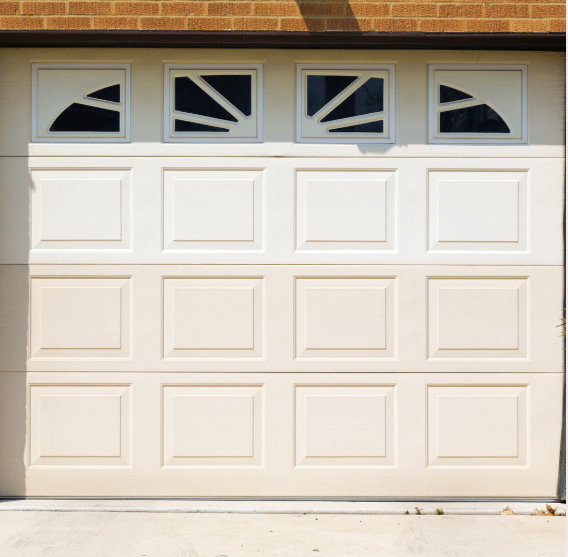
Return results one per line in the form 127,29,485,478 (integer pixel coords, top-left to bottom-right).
0,501,565,557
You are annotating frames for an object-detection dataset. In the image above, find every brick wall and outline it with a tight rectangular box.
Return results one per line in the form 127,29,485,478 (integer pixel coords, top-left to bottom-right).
0,0,565,33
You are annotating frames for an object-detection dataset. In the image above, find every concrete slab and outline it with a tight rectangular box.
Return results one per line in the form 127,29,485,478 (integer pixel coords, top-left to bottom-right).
0,498,566,515
0,510,565,557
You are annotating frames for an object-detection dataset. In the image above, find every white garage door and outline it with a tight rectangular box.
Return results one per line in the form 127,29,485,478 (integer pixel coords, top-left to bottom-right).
0,49,564,498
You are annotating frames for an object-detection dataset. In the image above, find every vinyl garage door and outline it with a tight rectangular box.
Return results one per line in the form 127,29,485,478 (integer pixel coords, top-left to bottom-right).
0,49,564,498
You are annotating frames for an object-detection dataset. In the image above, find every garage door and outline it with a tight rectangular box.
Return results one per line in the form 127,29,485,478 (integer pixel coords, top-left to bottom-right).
0,49,564,498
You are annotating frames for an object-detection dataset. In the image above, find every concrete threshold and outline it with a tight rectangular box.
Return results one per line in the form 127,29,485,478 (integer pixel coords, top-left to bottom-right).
0,499,565,516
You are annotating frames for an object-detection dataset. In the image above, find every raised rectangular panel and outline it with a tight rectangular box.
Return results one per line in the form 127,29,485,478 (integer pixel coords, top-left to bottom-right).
427,385,528,467
295,277,396,359
29,384,130,467
162,385,263,466
428,171,527,252
295,385,395,467
163,170,263,251
31,169,131,251
163,277,264,359
428,278,528,359
30,277,131,359
296,170,396,252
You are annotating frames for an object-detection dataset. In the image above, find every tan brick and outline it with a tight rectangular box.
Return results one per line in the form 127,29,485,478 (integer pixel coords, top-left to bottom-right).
92,15,138,28
114,2,159,15
511,19,549,32
419,18,466,32
208,2,252,15
140,16,185,28
392,4,437,17
279,16,324,31
69,2,112,15
326,17,371,31
485,4,529,18
350,3,390,17
298,2,345,17
253,3,298,16
549,19,565,32
438,4,484,18
46,16,92,28
465,19,511,32
372,17,418,31
233,16,278,30
161,2,206,15
0,15,44,28
22,2,66,15
186,16,231,29
531,4,566,17
0,2,19,15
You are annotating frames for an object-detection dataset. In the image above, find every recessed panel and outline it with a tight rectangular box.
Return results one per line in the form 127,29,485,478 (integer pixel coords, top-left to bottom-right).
295,277,396,359
162,385,263,466
296,171,396,252
163,277,264,359
31,169,131,251
428,278,528,359
427,385,527,466
428,171,527,252
29,384,130,467
30,277,131,359
295,385,395,467
163,170,263,251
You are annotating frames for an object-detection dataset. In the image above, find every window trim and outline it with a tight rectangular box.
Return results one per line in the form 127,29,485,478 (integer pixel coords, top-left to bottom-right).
428,64,528,145
164,63,263,143
296,63,396,144
31,62,131,143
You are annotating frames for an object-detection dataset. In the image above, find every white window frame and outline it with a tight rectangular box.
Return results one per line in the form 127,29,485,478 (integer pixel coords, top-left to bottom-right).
31,62,131,143
296,63,396,144
164,63,263,143
428,64,528,145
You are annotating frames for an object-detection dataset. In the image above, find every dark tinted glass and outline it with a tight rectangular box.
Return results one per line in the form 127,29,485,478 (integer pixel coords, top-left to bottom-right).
440,104,510,133
321,78,383,123
49,103,120,132
85,84,120,103
174,119,229,132
329,120,384,134
306,75,358,117
201,74,252,116
439,84,473,104
175,77,237,122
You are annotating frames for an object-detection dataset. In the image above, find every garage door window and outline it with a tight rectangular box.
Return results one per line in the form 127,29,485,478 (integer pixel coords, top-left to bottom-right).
429,64,527,144
297,64,395,143
165,64,262,142
32,63,130,142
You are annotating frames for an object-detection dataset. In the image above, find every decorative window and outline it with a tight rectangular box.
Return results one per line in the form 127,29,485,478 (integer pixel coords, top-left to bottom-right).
296,64,395,143
165,64,262,142
429,65,527,144
32,63,130,142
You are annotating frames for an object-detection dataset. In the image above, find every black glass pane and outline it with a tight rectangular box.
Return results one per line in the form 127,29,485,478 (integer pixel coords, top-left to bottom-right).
174,77,237,122
439,85,473,104
329,120,384,133
201,74,252,116
440,104,510,133
174,119,229,132
85,84,120,103
306,75,358,117
49,103,120,132
321,78,384,123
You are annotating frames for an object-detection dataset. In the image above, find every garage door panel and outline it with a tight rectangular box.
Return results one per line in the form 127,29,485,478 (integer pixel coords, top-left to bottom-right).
13,264,561,373
15,372,561,497
1,157,560,265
